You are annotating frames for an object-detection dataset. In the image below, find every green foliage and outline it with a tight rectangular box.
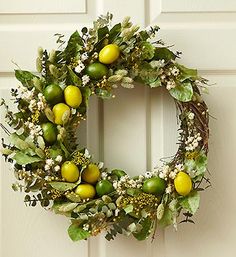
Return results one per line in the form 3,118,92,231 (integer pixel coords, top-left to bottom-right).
15,70,38,88
169,82,193,102
109,23,121,42
177,64,198,82
158,206,174,227
10,133,29,150
68,224,90,241
133,217,153,240
13,151,42,165
64,31,83,62
140,42,155,60
124,204,133,214
67,67,82,86
154,47,176,62
49,182,77,192
179,190,200,215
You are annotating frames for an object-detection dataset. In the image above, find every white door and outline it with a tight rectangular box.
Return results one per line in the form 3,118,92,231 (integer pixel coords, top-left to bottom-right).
1,1,236,257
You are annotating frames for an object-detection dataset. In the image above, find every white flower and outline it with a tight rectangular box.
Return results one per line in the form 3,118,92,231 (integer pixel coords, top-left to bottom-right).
74,63,85,73
83,224,89,231
54,165,60,172
84,149,91,158
55,155,63,163
144,171,152,178
170,66,179,76
166,80,176,90
82,75,90,86
188,112,195,120
165,184,172,194
81,53,89,61
71,108,76,115
46,159,54,166
44,164,50,171
101,172,108,179
98,162,104,169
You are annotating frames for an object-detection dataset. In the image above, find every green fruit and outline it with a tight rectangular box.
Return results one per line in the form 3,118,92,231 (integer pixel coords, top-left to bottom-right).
96,180,114,197
41,122,57,145
85,63,108,80
61,161,79,182
142,177,166,196
44,84,64,105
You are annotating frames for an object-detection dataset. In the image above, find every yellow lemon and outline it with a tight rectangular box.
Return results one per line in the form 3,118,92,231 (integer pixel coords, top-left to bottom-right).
75,184,96,199
52,103,70,125
99,44,120,64
64,85,82,108
61,161,79,182
174,171,192,196
82,164,100,184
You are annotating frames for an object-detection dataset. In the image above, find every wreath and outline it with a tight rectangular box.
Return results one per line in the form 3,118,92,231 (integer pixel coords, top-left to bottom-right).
0,14,210,242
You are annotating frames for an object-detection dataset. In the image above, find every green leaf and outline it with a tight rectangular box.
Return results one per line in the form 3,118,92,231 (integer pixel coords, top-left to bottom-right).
1,148,13,155
66,192,81,203
15,70,38,88
49,181,77,192
133,217,153,240
10,133,29,150
13,152,42,165
68,224,90,241
124,204,133,214
149,78,161,88
59,141,70,158
98,26,109,41
169,82,193,102
95,88,113,99
139,62,159,84
58,202,78,212
64,31,83,61
81,86,91,106
177,64,198,82
179,190,200,214
68,67,82,86
126,188,142,196
154,47,176,62
109,23,121,42
158,207,173,227
140,42,155,60
195,152,208,175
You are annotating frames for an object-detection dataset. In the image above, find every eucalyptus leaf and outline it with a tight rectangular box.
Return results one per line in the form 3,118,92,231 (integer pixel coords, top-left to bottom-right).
58,202,78,212
66,192,81,203
13,152,42,165
68,224,90,241
37,136,45,150
169,82,193,102
10,133,29,150
35,148,45,158
124,204,133,214
179,190,200,215
1,148,13,155
49,182,77,192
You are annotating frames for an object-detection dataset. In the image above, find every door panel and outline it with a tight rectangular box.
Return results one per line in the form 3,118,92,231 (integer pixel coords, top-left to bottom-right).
1,1,236,257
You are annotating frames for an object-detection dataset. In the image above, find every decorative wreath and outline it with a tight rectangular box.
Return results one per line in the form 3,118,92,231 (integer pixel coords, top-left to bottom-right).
1,14,210,242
